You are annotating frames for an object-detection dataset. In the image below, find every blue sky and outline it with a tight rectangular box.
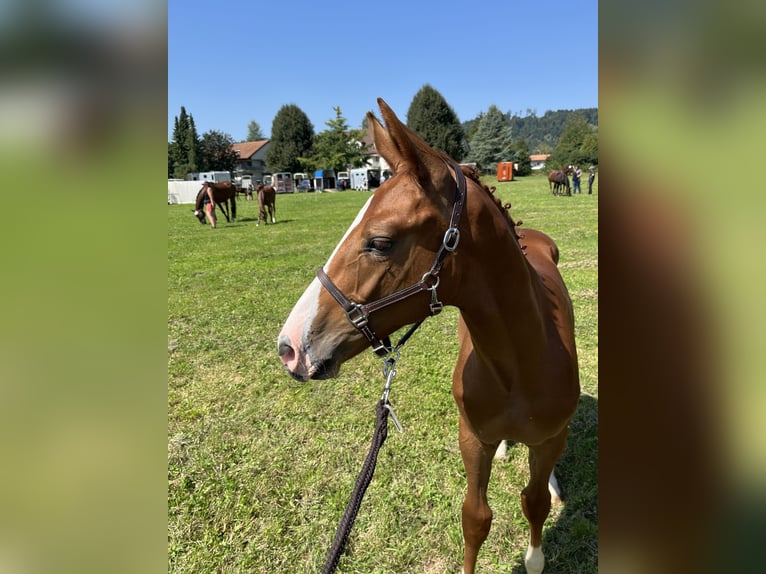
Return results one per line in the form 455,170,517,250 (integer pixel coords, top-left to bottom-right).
169,0,597,142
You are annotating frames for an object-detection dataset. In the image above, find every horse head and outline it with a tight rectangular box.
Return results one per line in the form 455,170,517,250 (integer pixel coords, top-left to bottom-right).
193,183,209,223
278,98,466,381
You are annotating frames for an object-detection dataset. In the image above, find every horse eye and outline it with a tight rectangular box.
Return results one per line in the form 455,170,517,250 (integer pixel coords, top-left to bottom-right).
365,237,393,253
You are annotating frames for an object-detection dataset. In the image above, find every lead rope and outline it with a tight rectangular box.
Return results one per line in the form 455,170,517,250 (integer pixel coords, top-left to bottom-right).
320,323,421,574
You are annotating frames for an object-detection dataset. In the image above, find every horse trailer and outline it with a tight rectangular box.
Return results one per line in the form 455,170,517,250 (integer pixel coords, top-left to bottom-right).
264,172,294,194
313,169,336,192
337,171,350,190
497,162,514,182
193,171,231,183
350,168,381,190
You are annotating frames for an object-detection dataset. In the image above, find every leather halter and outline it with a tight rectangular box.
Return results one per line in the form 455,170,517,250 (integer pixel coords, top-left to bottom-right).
316,161,467,357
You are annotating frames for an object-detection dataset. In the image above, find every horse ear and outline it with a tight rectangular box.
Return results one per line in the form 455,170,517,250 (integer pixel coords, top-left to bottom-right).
373,98,449,183
367,106,411,175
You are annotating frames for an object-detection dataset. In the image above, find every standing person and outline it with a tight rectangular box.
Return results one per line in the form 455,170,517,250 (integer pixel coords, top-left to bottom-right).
202,182,217,228
588,165,596,194
572,165,583,194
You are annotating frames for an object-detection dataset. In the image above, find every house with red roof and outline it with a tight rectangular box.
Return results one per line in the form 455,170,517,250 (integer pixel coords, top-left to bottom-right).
231,139,270,183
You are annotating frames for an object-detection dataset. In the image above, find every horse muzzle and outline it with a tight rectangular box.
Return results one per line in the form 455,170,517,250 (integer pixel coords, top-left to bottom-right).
277,334,340,382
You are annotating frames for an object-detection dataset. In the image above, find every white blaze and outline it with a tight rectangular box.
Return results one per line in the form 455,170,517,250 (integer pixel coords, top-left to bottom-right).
278,196,374,375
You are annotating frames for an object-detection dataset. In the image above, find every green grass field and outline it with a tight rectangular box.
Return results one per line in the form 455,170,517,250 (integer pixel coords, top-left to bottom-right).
168,173,597,573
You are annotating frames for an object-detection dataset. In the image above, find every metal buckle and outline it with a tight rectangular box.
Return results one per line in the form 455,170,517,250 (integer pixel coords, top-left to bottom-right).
442,227,460,252
371,340,390,357
345,304,368,329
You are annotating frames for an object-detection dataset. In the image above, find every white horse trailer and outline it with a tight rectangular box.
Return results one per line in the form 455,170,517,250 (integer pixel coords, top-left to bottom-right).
350,168,381,190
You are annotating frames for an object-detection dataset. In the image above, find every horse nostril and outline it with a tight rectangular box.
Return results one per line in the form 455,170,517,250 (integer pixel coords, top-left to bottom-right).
277,336,294,363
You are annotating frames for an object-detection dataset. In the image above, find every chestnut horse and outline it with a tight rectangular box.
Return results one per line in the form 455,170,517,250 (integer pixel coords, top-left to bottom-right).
255,183,276,226
193,181,237,224
277,99,579,574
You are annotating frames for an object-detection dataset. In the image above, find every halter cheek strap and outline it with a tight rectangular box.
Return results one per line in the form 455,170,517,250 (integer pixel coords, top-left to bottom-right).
316,161,466,357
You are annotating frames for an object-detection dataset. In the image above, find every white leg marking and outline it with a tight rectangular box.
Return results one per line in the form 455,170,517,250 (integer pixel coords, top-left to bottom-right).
548,470,562,504
525,544,545,574
494,439,508,460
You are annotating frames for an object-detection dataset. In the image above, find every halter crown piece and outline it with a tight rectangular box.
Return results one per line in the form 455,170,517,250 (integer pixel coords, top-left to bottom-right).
316,161,466,358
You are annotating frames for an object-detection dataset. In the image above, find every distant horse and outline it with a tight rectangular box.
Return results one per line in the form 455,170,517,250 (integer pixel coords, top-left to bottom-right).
193,181,237,224
548,166,572,196
278,99,579,574
256,184,276,226
549,171,570,196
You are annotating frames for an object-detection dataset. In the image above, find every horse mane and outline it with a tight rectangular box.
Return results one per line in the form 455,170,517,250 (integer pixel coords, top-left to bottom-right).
459,165,524,246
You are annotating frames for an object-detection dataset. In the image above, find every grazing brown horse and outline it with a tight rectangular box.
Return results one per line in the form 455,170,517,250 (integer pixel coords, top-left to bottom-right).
277,99,580,573
548,166,572,196
256,183,276,226
193,181,238,224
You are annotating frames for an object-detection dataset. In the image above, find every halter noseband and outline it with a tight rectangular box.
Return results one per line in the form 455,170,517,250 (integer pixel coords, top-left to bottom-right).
316,161,467,357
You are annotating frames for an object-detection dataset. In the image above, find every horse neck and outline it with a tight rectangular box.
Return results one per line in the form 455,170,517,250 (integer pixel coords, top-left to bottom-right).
447,188,547,363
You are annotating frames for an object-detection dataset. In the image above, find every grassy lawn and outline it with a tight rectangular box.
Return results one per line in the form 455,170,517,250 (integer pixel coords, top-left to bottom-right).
168,173,597,573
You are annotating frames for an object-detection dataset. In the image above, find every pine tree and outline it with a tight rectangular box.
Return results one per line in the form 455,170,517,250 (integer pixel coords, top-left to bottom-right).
265,104,314,173
406,85,466,162
170,106,200,178
246,120,264,141
467,105,513,171
307,107,368,173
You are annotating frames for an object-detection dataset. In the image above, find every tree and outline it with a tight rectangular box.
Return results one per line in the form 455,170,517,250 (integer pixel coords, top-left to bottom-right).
579,131,598,166
198,130,239,172
406,85,466,161
265,104,314,173
246,120,264,141
546,113,598,169
168,142,175,178
304,106,368,173
463,112,484,147
169,106,200,178
509,138,532,176
469,107,597,154
466,105,513,172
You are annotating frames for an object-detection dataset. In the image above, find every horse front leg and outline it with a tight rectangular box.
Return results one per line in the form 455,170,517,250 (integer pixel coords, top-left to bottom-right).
521,426,569,574
270,205,276,224
458,416,496,574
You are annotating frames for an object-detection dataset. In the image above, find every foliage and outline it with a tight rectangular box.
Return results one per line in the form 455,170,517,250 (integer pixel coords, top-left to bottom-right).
168,142,175,178
300,107,368,173
168,176,597,573
546,113,599,170
466,104,513,171
198,130,239,173
265,104,314,173
406,85,467,162
169,106,200,178
463,108,598,156
510,138,533,176
246,120,265,142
